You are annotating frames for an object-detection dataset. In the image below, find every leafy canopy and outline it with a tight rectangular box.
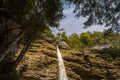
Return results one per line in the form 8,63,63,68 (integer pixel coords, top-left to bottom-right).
66,0,120,32
0,0,64,44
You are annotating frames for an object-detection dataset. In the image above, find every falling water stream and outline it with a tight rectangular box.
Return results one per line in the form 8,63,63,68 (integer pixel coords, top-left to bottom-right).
57,46,68,80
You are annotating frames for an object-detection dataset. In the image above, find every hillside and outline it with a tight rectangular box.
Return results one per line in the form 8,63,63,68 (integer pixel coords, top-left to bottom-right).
16,36,120,80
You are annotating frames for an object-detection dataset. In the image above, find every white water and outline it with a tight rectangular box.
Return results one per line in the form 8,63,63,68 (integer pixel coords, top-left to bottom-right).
57,46,68,80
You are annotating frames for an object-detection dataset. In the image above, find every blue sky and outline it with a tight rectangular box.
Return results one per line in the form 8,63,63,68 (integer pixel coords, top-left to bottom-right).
52,6,106,35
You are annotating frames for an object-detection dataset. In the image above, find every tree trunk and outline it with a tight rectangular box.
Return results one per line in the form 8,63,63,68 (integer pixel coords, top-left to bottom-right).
0,16,35,63
0,30,24,62
13,40,31,70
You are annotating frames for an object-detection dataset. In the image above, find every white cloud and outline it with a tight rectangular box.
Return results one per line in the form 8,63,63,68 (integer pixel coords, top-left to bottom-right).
52,6,105,35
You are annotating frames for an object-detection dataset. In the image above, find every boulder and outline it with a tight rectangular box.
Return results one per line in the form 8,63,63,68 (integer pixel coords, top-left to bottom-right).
44,37,54,43
58,41,70,50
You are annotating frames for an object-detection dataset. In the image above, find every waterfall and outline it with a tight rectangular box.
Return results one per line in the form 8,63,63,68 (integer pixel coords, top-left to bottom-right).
57,46,68,80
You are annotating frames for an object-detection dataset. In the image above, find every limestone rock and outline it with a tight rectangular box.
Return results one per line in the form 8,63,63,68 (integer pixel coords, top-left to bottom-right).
58,41,70,50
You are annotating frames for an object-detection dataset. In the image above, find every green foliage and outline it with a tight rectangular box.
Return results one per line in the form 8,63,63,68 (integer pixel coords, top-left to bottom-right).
0,0,64,76
55,32,68,42
1,0,64,25
92,31,104,44
55,32,96,50
44,29,54,38
55,31,120,54
80,32,95,45
0,0,64,45
66,0,120,32
109,33,120,59
68,33,82,49
112,48,120,59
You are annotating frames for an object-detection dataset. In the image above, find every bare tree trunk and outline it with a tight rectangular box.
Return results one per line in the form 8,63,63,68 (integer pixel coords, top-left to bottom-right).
13,40,31,70
0,30,24,62
0,17,35,63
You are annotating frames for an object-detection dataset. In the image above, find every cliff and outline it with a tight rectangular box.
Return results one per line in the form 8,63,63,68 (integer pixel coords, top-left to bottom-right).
16,37,120,80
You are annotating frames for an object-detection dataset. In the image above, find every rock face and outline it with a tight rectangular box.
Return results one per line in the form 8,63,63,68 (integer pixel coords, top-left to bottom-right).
58,41,70,50
17,38,120,80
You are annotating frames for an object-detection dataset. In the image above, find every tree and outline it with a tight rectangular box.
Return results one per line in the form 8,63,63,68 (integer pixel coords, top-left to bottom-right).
56,32,68,42
1,0,120,75
68,33,82,49
92,31,104,44
66,0,120,32
80,32,95,46
0,0,64,73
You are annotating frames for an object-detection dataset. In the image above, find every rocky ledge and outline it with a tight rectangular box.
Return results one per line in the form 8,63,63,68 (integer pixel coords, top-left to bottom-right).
17,38,120,80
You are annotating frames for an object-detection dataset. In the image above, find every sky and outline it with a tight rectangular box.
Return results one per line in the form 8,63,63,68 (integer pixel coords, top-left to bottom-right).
51,6,106,35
